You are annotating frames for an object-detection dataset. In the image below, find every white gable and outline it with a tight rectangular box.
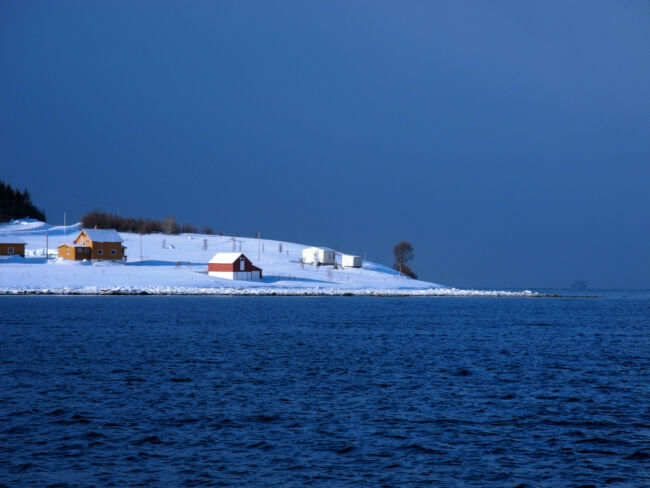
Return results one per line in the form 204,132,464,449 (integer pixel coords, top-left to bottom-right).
209,252,245,264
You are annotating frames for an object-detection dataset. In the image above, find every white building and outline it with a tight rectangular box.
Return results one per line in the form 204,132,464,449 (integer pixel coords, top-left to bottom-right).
208,252,262,281
341,254,362,268
302,246,336,265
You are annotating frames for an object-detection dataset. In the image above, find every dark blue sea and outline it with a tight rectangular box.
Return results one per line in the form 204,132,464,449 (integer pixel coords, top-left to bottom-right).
1,292,649,487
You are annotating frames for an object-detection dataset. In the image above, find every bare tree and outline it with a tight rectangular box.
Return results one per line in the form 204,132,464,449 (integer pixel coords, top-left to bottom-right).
278,242,283,253
201,226,214,235
202,239,208,251
393,241,417,279
162,216,180,235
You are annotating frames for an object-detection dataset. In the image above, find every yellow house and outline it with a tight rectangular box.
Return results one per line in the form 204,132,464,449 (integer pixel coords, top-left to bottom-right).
58,229,126,261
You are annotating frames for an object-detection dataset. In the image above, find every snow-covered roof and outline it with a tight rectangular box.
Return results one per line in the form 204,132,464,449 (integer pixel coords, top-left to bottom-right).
58,243,91,248
81,229,123,243
209,252,247,264
0,236,26,244
303,246,335,252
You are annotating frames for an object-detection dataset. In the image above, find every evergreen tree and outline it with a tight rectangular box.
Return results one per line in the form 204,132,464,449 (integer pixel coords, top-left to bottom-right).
0,181,46,223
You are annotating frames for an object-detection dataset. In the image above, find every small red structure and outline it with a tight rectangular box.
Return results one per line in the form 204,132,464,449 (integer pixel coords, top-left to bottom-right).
208,253,262,281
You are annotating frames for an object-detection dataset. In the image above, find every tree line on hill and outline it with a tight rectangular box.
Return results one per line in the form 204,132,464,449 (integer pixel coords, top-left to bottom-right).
81,210,215,235
0,180,46,223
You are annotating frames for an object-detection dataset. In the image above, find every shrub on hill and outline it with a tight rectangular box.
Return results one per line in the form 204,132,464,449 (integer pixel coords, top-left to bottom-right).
181,223,197,234
0,181,46,223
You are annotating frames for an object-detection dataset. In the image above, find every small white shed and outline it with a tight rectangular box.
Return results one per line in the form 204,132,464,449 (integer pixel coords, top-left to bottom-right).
302,246,336,265
341,254,362,268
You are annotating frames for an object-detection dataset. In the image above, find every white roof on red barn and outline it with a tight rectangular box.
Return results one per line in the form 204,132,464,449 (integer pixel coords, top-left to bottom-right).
81,229,123,243
209,252,250,264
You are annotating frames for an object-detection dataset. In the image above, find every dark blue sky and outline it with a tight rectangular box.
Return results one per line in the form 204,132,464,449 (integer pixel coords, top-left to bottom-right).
2,1,649,288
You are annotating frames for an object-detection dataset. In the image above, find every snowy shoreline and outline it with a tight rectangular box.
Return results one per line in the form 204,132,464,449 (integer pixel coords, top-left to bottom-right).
0,286,543,297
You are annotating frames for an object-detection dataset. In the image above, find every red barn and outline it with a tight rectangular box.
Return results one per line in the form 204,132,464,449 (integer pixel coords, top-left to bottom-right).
208,252,262,281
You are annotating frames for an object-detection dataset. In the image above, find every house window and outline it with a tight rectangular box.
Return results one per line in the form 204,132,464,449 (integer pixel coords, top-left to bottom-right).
111,249,116,255
7,247,14,254
240,258,245,271
67,249,70,255
97,249,103,256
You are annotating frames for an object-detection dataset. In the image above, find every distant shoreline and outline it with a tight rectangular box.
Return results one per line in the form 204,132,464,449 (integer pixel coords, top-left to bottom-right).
0,288,570,298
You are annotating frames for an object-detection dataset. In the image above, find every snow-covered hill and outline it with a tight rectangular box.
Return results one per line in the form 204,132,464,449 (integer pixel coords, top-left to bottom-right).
0,219,536,296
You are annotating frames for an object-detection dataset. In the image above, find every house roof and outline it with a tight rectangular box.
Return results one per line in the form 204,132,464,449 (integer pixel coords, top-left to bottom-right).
58,244,91,249
81,228,123,243
209,252,248,264
303,246,335,252
0,235,26,244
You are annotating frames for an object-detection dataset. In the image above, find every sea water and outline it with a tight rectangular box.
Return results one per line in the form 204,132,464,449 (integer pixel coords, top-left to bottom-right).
1,293,648,486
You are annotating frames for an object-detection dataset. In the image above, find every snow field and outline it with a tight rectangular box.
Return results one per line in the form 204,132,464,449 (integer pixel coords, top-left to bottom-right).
0,220,538,297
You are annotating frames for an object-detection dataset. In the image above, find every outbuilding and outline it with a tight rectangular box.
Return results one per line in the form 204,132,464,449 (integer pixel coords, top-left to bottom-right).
302,246,336,265
0,237,26,257
58,228,126,261
341,254,362,268
208,252,262,281
57,244,92,261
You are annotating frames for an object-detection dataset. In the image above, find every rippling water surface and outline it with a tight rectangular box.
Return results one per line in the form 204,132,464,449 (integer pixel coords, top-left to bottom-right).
1,293,649,487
